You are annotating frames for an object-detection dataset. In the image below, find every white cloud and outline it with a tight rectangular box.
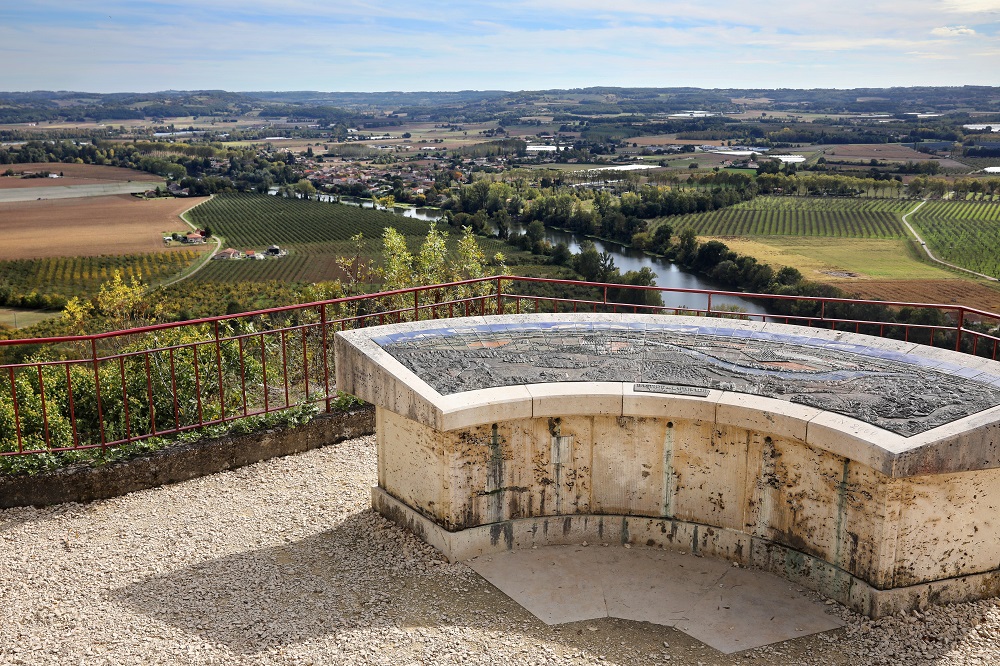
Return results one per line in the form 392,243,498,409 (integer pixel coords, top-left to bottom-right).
931,25,978,35
942,0,1000,12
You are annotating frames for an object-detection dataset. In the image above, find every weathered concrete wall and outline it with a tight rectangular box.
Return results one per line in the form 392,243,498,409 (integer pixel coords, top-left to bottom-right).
376,400,1000,613
0,407,374,508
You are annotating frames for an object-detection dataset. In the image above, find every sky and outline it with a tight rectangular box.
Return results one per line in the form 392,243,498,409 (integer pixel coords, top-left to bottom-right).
1,1,998,93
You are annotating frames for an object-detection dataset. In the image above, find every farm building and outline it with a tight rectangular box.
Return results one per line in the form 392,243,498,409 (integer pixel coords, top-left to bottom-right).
183,233,205,244
214,248,241,260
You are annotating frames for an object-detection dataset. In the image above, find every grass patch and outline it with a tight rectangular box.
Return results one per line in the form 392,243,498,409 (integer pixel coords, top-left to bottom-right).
717,236,957,281
0,307,61,330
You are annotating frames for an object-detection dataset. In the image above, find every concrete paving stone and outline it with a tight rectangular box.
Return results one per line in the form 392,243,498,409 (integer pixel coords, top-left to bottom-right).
467,545,843,654
600,548,731,624
677,566,845,654
467,547,609,624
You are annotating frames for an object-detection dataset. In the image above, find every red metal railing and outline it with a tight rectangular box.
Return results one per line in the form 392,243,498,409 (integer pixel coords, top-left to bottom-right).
2,275,999,458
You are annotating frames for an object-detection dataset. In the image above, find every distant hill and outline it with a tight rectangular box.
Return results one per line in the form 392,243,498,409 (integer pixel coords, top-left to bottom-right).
1,86,999,124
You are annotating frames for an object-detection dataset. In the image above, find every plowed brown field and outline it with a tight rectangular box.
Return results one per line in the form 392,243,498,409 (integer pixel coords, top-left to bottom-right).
841,279,1000,314
822,144,931,161
0,163,162,187
0,194,209,260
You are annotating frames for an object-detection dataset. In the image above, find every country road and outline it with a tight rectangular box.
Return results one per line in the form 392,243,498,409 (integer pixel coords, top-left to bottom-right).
900,199,998,283
157,195,221,288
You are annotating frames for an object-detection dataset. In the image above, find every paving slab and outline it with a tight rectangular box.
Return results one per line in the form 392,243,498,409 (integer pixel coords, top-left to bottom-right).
467,545,843,655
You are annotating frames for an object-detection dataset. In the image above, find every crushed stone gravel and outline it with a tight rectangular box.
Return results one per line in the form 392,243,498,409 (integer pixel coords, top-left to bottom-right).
2,434,999,665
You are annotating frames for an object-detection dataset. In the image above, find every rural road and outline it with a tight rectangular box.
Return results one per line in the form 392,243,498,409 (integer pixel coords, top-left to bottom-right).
158,196,221,288
900,199,998,282
0,181,160,202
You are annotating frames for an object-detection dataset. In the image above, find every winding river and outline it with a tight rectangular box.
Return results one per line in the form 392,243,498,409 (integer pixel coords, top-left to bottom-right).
335,196,765,312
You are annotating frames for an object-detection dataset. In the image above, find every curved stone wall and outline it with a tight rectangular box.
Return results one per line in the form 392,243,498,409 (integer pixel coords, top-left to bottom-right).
335,314,1000,616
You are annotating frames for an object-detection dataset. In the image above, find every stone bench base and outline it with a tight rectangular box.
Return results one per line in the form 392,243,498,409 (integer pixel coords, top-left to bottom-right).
374,487,1000,618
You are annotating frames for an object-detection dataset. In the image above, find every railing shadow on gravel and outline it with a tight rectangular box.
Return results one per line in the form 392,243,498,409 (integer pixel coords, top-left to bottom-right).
114,509,592,656
2,275,999,463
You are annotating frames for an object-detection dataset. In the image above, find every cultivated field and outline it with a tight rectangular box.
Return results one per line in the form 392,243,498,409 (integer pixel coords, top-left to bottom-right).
718,237,1000,311
820,144,936,162
0,162,163,187
0,250,202,303
185,193,513,285
909,200,1000,278
187,194,429,283
0,176,147,189
0,194,207,260
188,193,429,248
701,200,1000,312
846,280,1000,312
659,197,911,238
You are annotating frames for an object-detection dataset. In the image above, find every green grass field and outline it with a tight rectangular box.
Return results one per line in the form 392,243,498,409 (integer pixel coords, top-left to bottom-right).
909,200,1000,278
0,306,61,330
719,237,954,281
653,196,912,238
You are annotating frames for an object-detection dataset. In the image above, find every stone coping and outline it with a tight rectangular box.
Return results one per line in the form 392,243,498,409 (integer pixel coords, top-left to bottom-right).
335,314,1000,477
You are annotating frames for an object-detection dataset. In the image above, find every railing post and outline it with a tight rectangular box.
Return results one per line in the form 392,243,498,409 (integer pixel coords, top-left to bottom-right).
260,333,269,414
414,290,419,322
193,343,204,425
9,367,22,453
321,303,331,412
37,366,50,449
66,363,79,447
118,356,131,443
92,338,106,449
496,277,503,315
169,347,180,430
145,353,156,436
707,293,713,317
214,320,225,422
956,308,965,352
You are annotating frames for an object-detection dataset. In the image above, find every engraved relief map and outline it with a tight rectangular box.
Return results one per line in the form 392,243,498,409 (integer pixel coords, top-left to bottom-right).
376,321,1000,436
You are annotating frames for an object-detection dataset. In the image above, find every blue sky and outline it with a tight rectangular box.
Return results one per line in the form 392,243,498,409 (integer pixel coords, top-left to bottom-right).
1,1,998,92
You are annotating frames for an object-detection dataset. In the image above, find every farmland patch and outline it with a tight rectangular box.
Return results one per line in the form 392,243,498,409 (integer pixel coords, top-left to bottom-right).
0,162,163,183
909,200,1000,278
659,196,910,238
718,237,952,281
0,195,208,260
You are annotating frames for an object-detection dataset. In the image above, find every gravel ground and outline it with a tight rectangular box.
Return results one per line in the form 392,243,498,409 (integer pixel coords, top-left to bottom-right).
2,435,1000,666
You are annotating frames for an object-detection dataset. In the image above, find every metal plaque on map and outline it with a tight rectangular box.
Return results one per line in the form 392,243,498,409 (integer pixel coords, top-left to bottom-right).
634,383,711,397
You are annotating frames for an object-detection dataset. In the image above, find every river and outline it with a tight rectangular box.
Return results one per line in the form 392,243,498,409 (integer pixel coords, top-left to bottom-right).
517,225,766,312
312,194,764,312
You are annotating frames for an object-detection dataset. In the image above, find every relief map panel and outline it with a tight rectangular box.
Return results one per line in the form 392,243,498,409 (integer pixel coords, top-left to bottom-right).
375,321,1000,437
